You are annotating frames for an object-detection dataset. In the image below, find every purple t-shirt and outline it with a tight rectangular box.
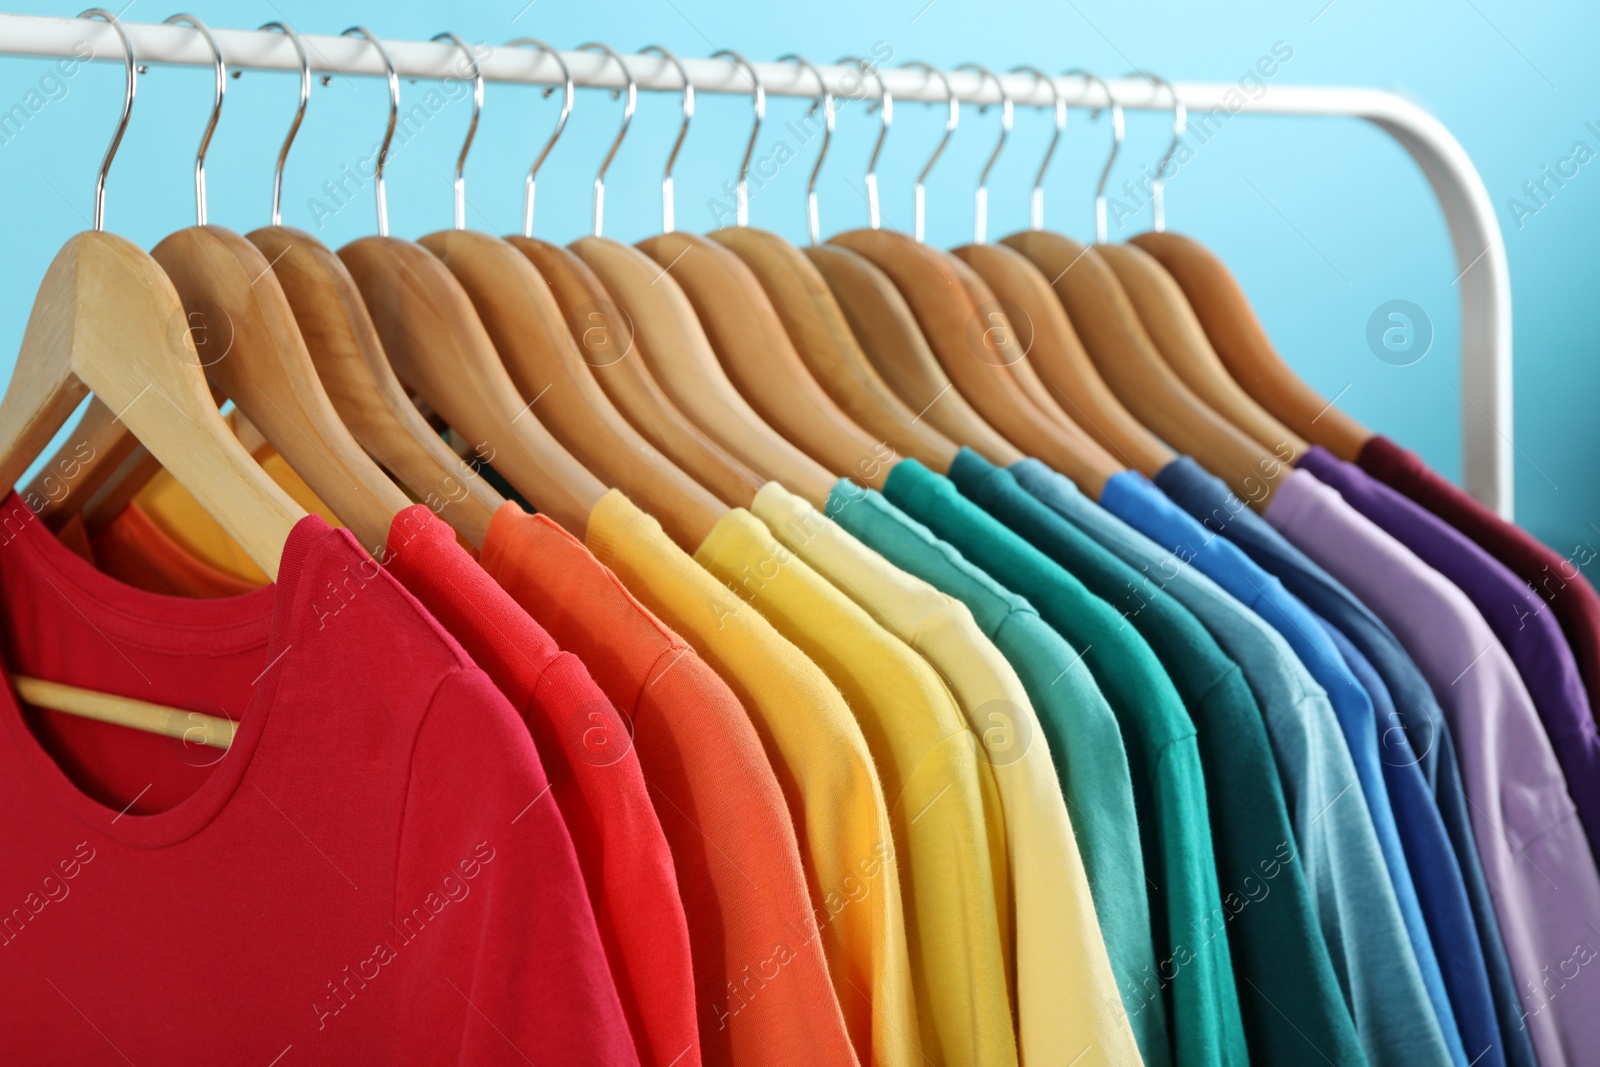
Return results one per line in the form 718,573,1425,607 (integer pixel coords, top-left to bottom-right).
1267,470,1600,1067
1299,446,1600,864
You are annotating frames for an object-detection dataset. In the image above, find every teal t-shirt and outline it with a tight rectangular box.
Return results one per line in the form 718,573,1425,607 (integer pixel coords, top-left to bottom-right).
1003,457,1369,1066
826,480,1173,1067
883,458,1246,1067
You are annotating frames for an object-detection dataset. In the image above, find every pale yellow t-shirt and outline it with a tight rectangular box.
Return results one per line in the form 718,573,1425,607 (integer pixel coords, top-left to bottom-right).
695,503,1018,1067
585,491,918,1067
753,482,1144,1067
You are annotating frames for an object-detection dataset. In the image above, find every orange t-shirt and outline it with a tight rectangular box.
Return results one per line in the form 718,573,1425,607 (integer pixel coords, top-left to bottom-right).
480,502,856,1067
77,504,257,599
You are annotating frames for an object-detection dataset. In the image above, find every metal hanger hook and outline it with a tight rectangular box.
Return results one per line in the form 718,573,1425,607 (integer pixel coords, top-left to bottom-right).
341,26,398,237
955,63,1012,245
577,43,637,238
836,55,890,231
1062,68,1123,243
505,38,573,239
778,55,833,245
1123,70,1186,232
162,14,224,227
258,22,309,227
711,49,764,227
1011,65,1062,231
78,8,134,232
899,61,957,243
431,33,483,232
640,45,693,233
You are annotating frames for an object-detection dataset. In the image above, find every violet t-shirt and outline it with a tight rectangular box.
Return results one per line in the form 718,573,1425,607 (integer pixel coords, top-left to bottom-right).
1267,471,1600,1067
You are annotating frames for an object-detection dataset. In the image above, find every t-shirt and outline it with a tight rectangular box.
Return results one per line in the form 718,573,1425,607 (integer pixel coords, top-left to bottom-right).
883,458,1242,1067
1359,434,1600,730
87,503,257,597
1268,472,1600,1067
379,505,698,1067
1095,464,1478,1067
1302,447,1600,863
693,505,1018,1067
752,481,1141,1067
582,490,918,1067
826,484,1171,1067
957,452,1356,1066
1155,458,1476,1067
1158,460,1529,1067
0,493,637,1065
479,503,854,1067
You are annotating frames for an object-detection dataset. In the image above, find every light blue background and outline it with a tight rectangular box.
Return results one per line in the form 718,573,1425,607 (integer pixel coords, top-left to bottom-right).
0,0,1593,553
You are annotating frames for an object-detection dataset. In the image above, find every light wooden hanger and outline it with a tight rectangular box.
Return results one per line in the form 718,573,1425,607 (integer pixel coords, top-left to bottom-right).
637,51,890,491
1002,69,1284,506
1098,72,1306,461
951,66,1171,476
507,43,760,508
0,10,303,740
560,54,835,508
417,37,722,550
709,54,957,472
144,15,410,555
828,61,1119,494
333,27,605,535
247,25,503,548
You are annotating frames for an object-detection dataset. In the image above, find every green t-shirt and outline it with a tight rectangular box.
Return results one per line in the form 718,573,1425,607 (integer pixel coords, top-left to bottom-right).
1008,457,1369,1066
826,481,1173,1067
884,458,1245,1067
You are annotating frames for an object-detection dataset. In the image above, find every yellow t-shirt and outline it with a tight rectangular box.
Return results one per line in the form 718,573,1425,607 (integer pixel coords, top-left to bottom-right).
752,482,1144,1067
585,491,918,1067
695,504,1018,1067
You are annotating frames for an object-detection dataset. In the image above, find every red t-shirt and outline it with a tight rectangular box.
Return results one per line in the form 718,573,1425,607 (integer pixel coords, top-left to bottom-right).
1359,435,1600,723
381,505,698,1067
0,492,635,1065
479,503,856,1067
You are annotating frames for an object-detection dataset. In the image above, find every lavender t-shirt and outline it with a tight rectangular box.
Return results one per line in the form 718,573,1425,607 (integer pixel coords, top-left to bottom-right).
1267,470,1600,1067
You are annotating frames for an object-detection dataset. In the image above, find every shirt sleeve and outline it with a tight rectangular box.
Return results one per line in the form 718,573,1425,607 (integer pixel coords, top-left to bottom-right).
395,666,641,1067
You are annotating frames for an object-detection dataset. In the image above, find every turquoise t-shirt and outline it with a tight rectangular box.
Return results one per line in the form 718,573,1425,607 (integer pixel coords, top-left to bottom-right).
883,458,1246,1067
825,481,1173,1067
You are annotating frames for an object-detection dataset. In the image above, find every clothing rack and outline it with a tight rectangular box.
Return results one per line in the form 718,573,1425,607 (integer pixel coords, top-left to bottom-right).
0,12,1513,518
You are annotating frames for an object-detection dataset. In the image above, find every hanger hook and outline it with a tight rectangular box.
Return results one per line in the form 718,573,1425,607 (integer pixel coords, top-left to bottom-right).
161,15,224,227
257,22,309,227
341,27,398,237
429,34,483,232
505,39,573,239
576,43,637,238
778,55,833,246
900,61,957,243
836,55,890,231
955,63,1011,245
78,8,134,233
1062,68,1123,244
1123,70,1185,232
711,49,764,228
640,45,693,233
1011,65,1062,231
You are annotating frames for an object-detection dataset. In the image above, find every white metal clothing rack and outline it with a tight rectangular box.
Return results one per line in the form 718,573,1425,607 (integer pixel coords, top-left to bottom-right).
0,13,1514,517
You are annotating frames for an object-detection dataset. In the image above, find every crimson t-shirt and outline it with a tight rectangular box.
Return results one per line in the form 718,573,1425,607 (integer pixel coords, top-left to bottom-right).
381,505,698,1067
0,492,636,1065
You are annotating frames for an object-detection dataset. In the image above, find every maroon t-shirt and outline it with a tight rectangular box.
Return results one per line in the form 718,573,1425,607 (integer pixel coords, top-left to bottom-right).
1359,435,1600,728
0,493,637,1065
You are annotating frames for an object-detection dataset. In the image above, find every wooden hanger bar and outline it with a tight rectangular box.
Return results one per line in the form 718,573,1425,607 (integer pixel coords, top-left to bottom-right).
12,675,234,749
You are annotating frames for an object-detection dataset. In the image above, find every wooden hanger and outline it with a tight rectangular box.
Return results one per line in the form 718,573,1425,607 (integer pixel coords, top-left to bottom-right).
0,11,303,731
336,29,605,536
709,56,957,473
1002,70,1287,506
415,40,721,549
806,244,1023,466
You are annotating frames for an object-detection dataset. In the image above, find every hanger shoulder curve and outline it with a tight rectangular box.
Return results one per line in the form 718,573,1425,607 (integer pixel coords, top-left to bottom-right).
507,236,760,509
247,226,503,549
0,231,303,578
